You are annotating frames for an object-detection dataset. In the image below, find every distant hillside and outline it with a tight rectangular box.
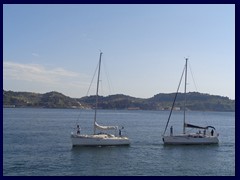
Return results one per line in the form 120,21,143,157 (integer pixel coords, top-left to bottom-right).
3,90,235,111
79,94,146,109
148,92,235,111
3,90,82,109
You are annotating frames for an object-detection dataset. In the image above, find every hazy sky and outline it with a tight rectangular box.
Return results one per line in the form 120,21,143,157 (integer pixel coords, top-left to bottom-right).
3,4,235,99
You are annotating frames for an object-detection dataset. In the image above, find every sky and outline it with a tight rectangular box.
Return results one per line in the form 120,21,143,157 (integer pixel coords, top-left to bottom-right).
3,4,235,100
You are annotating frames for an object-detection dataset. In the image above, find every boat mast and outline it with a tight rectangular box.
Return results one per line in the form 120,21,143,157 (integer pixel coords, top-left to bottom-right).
183,58,188,134
94,52,103,135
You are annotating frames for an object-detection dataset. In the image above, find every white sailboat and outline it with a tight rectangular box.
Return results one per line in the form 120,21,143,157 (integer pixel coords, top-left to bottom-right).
162,58,219,145
71,52,130,146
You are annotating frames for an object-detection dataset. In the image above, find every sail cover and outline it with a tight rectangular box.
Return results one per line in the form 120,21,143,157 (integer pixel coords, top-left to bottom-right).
184,123,216,130
184,123,208,130
94,122,118,130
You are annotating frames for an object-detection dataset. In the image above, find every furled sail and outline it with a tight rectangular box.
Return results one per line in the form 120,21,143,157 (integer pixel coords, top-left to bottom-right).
94,122,118,130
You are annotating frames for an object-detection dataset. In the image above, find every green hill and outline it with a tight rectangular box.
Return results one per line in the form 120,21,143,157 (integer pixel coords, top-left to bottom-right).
148,92,235,111
3,90,235,111
3,90,81,109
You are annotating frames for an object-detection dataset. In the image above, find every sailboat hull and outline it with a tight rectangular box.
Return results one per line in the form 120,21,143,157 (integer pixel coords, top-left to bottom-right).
163,134,219,145
71,134,130,146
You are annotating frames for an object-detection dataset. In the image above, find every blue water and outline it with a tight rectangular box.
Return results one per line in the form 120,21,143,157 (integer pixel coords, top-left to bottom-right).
3,108,235,176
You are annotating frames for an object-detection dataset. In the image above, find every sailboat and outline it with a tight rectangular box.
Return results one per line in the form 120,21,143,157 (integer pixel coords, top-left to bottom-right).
71,52,130,146
162,58,219,145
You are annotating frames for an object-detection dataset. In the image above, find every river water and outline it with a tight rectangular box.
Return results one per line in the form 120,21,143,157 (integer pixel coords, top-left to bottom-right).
3,108,235,176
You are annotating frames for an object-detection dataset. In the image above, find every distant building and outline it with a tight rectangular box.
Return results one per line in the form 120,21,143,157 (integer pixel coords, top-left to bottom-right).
173,107,181,111
162,107,180,111
127,107,140,110
3,105,15,108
